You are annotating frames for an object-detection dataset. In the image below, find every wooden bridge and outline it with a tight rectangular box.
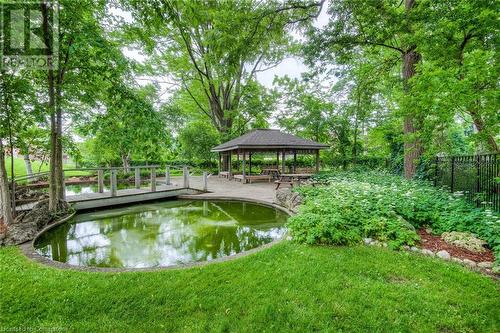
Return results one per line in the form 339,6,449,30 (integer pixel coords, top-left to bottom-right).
14,166,209,211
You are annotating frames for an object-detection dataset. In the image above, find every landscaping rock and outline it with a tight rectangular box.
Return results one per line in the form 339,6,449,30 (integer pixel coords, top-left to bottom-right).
410,246,419,252
477,262,493,269
462,259,476,267
436,250,451,260
421,249,434,257
363,238,373,245
451,257,463,264
441,231,487,253
274,189,302,212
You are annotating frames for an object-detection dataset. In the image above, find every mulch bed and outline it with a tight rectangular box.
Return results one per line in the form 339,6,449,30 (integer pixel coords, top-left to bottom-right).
418,229,495,262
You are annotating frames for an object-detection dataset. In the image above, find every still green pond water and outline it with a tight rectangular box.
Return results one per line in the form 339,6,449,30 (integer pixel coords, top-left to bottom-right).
34,200,288,268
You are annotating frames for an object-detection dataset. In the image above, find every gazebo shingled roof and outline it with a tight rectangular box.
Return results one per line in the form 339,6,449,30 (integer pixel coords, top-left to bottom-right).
211,129,329,152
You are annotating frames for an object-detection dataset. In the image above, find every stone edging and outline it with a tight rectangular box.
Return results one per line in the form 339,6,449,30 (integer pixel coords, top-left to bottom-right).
20,196,293,273
363,238,498,277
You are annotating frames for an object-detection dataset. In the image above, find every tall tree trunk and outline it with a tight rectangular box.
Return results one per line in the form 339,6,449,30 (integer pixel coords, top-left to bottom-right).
122,152,131,173
42,3,64,211
0,139,13,226
402,0,422,179
55,88,64,201
469,108,499,152
402,49,422,179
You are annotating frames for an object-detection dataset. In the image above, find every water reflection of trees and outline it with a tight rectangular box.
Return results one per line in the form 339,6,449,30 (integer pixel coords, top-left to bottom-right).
34,200,287,268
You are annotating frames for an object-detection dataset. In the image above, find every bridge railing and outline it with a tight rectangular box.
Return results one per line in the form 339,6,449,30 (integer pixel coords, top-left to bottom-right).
12,165,210,209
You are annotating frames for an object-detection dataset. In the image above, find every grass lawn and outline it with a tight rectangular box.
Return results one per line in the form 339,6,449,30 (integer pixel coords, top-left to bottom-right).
0,243,498,332
5,157,90,179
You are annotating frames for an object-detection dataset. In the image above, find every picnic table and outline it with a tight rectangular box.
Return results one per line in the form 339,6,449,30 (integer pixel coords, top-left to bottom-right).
274,173,313,189
261,168,280,179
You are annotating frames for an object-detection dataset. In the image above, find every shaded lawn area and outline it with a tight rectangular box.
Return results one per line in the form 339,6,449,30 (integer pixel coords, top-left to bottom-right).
0,243,498,332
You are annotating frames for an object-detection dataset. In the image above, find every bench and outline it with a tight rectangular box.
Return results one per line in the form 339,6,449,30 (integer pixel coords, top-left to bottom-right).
246,175,271,184
219,171,230,179
233,175,271,184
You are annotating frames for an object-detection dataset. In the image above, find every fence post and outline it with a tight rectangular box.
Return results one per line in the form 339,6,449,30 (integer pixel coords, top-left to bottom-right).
183,166,189,188
97,169,104,193
434,157,438,187
150,167,156,192
165,165,171,185
450,156,455,193
135,167,141,189
203,171,208,192
111,169,117,197
476,155,481,207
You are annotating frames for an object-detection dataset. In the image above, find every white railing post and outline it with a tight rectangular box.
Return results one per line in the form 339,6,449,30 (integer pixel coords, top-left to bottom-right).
165,165,171,185
150,167,156,192
111,169,117,197
203,171,208,191
183,166,189,188
135,167,141,189
98,169,104,193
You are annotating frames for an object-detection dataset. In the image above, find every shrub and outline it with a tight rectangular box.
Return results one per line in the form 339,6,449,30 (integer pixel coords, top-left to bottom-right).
288,171,499,263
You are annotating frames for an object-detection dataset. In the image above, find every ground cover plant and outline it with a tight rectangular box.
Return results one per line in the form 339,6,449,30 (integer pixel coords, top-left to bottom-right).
288,171,500,266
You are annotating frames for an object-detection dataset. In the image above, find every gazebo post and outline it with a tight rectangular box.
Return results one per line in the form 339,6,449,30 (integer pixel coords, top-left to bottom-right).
228,151,232,178
315,150,320,172
293,150,297,173
276,151,279,168
242,150,246,183
249,152,252,175
236,151,240,172
218,152,221,174
281,150,286,174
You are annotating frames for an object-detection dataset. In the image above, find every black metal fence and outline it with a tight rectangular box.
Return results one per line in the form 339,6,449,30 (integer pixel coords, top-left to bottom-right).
434,153,499,212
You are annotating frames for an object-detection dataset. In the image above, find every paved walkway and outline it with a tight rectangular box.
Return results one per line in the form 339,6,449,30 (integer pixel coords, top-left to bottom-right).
169,175,277,205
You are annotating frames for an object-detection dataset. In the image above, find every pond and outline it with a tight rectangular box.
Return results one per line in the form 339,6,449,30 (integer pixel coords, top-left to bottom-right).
34,200,288,268
64,183,134,196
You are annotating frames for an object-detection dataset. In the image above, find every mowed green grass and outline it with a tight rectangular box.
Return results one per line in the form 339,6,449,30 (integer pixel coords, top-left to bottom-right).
0,243,498,332
5,157,89,179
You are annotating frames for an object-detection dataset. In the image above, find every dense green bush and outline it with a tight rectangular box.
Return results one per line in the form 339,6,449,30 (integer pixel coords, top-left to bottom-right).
288,171,499,263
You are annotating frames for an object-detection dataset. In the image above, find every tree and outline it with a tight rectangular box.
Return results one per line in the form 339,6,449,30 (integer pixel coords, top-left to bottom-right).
40,0,132,211
306,0,424,178
122,0,324,137
275,75,333,143
413,0,499,152
178,121,220,164
78,85,170,168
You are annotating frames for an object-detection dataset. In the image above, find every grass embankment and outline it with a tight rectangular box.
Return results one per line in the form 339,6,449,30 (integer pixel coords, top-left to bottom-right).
0,243,498,332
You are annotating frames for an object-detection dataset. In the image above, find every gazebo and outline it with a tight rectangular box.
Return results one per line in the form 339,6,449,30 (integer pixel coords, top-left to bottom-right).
211,129,329,182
